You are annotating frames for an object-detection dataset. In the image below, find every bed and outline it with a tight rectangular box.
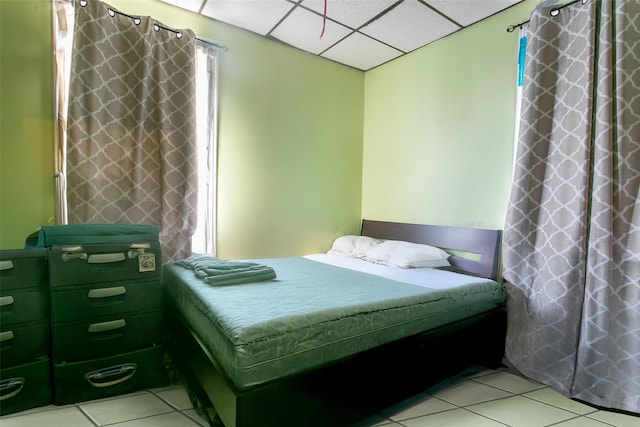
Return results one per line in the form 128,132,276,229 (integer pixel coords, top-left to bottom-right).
163,220,506,427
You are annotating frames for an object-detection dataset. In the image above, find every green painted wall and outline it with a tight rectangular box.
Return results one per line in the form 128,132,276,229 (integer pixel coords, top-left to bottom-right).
1,0,538,253
362,0,538,230
0,0,56,249
0,0,364,256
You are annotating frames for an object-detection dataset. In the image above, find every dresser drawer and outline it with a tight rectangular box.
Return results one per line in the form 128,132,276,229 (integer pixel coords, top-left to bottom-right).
52,345,166,405
51,310,162,362
50,278,161,324
0,248,48,291
0,320,49,365
0,288,49,326
49,242,161,287
0,357,52,416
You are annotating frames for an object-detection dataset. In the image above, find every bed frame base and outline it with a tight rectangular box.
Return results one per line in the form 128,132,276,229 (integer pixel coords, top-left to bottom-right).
165,304,506,427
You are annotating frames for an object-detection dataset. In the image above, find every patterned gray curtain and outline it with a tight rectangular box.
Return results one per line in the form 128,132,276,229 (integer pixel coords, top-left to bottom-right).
67,0,197,261
503,0,640,414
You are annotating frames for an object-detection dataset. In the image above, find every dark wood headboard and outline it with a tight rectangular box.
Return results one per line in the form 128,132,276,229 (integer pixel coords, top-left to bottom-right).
360,220,502,281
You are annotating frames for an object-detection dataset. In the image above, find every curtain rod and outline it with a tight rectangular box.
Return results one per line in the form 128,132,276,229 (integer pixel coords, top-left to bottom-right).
78,0,229,51
196,37,229,52
506,0,587,32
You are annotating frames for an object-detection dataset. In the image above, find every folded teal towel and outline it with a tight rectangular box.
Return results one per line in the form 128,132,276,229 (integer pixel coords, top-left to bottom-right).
175,254,276,286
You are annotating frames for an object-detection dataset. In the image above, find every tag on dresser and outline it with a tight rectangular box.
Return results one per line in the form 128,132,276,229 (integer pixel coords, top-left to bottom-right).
138,253,156,272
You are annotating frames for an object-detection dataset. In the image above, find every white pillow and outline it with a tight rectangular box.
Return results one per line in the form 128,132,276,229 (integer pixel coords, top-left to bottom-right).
365,240,450,268
328,235,380,258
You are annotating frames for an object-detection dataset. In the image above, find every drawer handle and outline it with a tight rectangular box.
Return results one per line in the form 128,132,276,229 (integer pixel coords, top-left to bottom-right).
0,260,14,271
88,286,126,299
0,377,25,401
62,248,88,262
85,363,137,388
128,243,150,258
0,296,14,307
88,319,126,333
88,253,126,264
130,243,151,249
0,331,14,343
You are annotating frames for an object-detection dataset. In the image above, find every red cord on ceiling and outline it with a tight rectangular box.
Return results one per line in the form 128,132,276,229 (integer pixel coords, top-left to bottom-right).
320,0,327,38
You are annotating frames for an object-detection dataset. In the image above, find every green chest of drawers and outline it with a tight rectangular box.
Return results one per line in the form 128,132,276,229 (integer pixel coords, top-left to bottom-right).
0,249,52,415
48,239,166,405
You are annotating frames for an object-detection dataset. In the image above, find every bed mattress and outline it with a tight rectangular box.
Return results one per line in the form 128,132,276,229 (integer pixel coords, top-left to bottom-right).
163,256,505,390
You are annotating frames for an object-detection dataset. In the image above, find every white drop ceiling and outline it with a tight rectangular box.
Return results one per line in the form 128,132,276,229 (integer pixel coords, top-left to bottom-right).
160,0,523,71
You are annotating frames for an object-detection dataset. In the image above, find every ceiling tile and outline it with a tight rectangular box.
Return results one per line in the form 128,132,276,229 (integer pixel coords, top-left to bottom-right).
300,0,399,29
160,0,205,13
201,0,295,36
360,0,460,53
322,32,403,70
426,0,520,26
270,6,353,55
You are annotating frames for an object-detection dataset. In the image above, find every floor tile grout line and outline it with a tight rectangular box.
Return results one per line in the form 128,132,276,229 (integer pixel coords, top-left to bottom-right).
469,376,546,395
463,400,578,427
372,413,396,426
380,394,460,423
466,372,628,421
173,410,208,427
89,409,182,426
541,413,620,427
459,390,629,427
147,386,212,426
147,387,190,412
451,391,515,427
75,391,178,427
181,408,211,427
464,376,602,416
435,374,639,426
460,392,584,426
519,392,602,417
386,390,518,426
388,405,514,427
383,405,459,425
459,406,513,427
75,403,100,427
581,414,632,427
378,373,524,424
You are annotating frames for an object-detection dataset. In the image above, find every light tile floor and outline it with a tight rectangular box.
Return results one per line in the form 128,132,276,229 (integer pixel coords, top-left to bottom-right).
1,368,638,427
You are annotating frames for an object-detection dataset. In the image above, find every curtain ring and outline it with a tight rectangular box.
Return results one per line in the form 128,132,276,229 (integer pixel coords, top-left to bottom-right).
133,17,141,25
550,8,560,16
107,8,115,17
153,23,160,32
80,0,87,6
176,32,183,39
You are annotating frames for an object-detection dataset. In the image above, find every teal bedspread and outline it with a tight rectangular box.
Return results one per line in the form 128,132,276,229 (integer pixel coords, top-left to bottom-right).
164,256,505,389
175,254,276,286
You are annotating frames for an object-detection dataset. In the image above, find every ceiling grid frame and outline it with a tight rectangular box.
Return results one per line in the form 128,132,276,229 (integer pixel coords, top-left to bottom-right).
160,0,524,70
